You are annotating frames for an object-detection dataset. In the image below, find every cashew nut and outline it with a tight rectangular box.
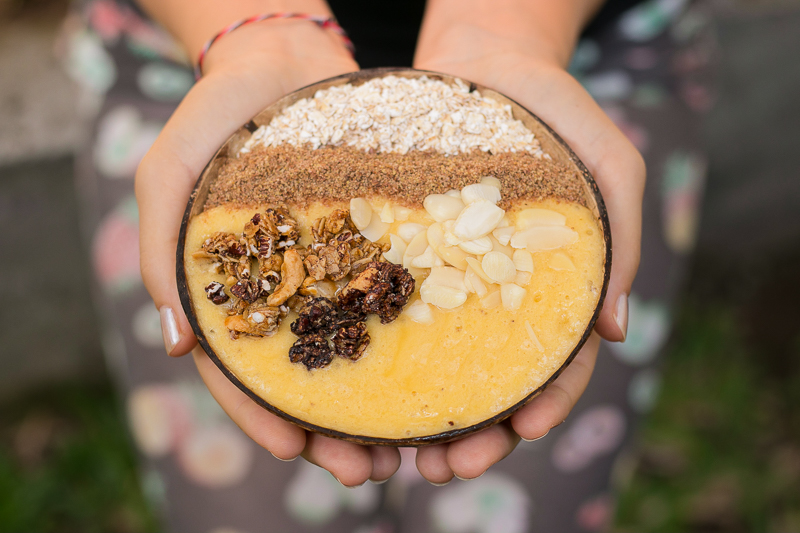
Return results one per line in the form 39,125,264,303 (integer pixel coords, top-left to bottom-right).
267,249,305,306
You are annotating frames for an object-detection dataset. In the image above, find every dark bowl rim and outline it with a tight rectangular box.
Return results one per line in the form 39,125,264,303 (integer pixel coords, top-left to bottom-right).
176,67,612,447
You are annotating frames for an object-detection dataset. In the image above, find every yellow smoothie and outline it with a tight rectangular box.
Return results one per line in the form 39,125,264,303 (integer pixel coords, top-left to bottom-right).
184,198,604,439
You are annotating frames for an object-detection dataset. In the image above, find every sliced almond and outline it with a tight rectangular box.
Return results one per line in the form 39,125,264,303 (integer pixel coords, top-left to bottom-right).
496,215,512,228
489,234,514,258
383,234,407,264
423,266,468,292
436,245,469,270
349,198,373,230
420,285,467,309
492,226,516,245
397,222,427,242
525,321,544,352
393,205,412,222
442,220,463,246
424,194,465,222
480,176,502,190
514,271,532,286
549,252,576,271
516,208,567,229
460,183,502,205
512,249,534,273
412,246,444,268
480,290,502,309
427,222,445,249
379,202,395,223
402,230,429,268
444,189,462,199
360,216,390,242
453,200,505,241
405,300,434,325
465,257,494,285
481,252,517,284
510,226,579,251
501,283,526,311
465,267,488,297
459,236,493,255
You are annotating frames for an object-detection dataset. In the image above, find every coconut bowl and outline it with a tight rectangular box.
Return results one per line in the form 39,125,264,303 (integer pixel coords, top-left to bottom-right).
176,67,612,446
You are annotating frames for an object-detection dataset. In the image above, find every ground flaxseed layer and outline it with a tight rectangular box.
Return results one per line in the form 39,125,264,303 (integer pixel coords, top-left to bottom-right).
205,145,587,211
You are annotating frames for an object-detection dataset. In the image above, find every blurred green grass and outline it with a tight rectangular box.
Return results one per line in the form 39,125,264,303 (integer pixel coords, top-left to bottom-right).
0,386,159,533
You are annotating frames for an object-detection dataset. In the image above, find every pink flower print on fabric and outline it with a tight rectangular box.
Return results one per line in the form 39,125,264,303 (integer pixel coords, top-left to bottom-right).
661,151,707,253
127,384,192,458
618,0,688,42
430,473,531,533
624,47,660,70
177,424,253,488
575,493,614,531
93,105,162,179
552,405,627,473
92,196,141,294
284,462,380,525
87,0,128,42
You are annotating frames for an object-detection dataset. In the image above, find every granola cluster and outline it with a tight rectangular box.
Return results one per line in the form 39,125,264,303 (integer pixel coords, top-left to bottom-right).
194,207,414,370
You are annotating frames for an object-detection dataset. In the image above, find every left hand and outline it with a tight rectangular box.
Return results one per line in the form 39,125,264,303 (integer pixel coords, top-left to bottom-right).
411,2,645,483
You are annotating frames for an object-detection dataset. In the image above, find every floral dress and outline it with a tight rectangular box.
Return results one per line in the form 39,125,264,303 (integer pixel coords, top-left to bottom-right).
62,0,715,530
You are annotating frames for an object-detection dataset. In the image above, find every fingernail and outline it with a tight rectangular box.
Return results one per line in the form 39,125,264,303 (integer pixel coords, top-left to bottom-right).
430,479,451,487
160,306,180,354
454,471,484,481
521,428,550,442
370,478,390,485
614,293,628,342
270,452,297,462
336,477,365,488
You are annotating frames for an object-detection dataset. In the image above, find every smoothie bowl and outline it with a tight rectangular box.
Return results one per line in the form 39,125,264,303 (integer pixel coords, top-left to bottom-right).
177,68,611,446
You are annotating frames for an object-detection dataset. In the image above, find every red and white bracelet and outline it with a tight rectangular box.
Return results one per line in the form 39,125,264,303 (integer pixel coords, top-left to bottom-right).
194,12,355,80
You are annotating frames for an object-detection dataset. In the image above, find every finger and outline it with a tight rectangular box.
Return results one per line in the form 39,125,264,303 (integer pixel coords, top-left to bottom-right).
192,347,306,460
446,423,520,480
302,433,374,487
369,446,401,483
415,444,455,485
511,331,600,440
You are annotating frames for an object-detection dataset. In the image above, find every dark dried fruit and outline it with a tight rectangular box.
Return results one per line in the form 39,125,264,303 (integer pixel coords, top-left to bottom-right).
331,321,370,361
291,297,337,335
204,281,229,304
289,334,333,370
230,279,262,303
338,261,415,324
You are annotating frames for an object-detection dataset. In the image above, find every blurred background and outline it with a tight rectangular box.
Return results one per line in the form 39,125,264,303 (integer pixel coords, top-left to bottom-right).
0,0,799,531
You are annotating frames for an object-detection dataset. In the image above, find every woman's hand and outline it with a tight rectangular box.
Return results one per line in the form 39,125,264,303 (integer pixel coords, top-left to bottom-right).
412,0,645,483
135,22,401,486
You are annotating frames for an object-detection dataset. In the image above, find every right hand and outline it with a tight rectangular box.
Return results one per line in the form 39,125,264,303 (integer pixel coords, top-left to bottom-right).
135,23,401,486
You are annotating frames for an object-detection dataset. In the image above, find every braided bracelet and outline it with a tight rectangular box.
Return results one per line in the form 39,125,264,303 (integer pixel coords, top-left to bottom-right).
194,12,355,80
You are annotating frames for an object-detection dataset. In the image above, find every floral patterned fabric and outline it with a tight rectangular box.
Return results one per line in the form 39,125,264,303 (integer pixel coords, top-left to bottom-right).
65,0,715,530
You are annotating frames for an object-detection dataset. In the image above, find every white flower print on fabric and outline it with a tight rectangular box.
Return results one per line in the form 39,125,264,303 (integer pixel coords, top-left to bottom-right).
177,424,253,488
628,368,663,413
430,473,531,533
137,62,193,102
582,71,634,102
552,405,627,473
93,105,162,179
63,28,117,96
618,0,688,42
608,293,670,366
127,384,191,457
284,462,380,525
131,303,164,348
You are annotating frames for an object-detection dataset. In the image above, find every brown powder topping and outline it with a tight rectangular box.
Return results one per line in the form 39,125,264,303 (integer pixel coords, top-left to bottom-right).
205,145,586,210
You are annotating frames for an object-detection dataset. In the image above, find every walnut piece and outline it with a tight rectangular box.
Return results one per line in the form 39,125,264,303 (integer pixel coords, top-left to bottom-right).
338,261,415,323
204,282,229,304
289,334,333,370
290,297,338,336
331,321,370,361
